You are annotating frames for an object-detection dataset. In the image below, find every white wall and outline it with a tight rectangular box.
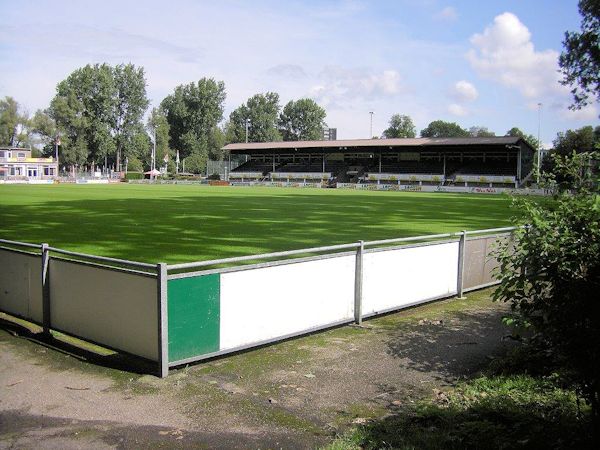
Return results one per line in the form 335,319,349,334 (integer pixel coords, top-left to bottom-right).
0,248,43,323
362,242,459,315
49,259,159,361
219,255,355,351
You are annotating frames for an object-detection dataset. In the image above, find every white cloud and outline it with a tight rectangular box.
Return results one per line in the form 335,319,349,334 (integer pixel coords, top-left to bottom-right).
450,80,478,102
560,103,599,121
467,12,564,99
434,6,458,22
309,67,403,107
448,103,468,116
266,64,308,79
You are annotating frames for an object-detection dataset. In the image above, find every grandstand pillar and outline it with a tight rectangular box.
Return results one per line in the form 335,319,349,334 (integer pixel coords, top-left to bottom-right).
354,240,364,324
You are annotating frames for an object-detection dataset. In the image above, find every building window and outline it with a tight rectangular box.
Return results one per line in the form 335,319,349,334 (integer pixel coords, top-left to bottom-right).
18,152,26,158
0,151,5,158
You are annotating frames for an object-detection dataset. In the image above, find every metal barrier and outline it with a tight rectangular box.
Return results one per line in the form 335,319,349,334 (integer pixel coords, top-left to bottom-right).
0,226,518,378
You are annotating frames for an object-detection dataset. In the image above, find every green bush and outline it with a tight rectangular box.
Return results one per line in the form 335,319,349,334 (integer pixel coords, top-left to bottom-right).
493,151,600,425
125,171,144,180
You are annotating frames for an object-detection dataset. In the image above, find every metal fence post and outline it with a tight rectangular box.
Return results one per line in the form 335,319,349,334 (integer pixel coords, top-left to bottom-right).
354,240,364,324
457,231,467,299
41,243,51,336
157,263,169,378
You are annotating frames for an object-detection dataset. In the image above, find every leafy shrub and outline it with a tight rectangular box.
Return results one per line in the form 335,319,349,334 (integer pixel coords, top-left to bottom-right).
493,151,600,424
125,171,143,180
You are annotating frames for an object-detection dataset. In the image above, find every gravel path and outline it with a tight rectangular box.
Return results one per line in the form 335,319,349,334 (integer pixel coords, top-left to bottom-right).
0,289,514,449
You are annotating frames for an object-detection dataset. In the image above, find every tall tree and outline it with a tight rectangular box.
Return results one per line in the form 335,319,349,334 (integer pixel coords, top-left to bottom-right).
112,64,150,171
278,98,326,141
160,78,226,170
49,63,149,170
553,125,599,156
228,92,281,143
420,120,470,138
559,0,600,110
0,97,30,147
468,126,496,137
506,127,540,149
208,126,226,160
382,114,416,138
146,107,170,170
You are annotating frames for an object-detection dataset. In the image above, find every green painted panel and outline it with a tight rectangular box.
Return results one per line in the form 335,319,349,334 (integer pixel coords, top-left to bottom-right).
168,274,220,362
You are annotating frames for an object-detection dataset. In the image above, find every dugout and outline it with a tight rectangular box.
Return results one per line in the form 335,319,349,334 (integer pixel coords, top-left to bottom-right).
223,137,535,188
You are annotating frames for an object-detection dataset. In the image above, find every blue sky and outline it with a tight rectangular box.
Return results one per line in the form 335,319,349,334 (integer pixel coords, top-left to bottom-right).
0,0,597,146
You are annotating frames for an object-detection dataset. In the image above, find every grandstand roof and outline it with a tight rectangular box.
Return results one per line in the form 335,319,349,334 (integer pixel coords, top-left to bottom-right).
224,136,531,153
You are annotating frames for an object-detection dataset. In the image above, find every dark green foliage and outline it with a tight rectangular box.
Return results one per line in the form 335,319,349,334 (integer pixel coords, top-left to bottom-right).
469,126,495,137
506,127,540,150
160,78,226,163
552,125,599,156
184,153,207,174
228,92,281,143
278,98,327,141
382,114,416,138
48,63,149,168
559,0,600,110
0,96,24,146
420,120,470,138
124,171,143,180
493,152,600,423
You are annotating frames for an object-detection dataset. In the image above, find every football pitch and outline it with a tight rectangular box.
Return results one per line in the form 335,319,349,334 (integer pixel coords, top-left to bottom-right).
0,184,517,264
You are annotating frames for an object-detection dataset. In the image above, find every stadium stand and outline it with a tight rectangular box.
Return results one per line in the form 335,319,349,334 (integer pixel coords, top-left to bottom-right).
223,137,535,188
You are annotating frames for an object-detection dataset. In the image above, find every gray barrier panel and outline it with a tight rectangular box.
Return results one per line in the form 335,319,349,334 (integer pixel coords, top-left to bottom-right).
0,248,43,323
463,235,507,290
49,259,159,361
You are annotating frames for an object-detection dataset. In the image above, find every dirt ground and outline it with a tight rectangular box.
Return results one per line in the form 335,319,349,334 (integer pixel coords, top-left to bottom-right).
0,288,514,449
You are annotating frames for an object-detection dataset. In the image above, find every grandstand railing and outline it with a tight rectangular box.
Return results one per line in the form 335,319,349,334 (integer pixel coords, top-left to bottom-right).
270,172,332,180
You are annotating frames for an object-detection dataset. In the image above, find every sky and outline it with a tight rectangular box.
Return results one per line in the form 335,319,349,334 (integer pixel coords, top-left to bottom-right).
0,0,597,147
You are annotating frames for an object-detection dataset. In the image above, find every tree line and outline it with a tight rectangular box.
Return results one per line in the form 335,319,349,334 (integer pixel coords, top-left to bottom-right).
0,61,597,174
0,65,329,174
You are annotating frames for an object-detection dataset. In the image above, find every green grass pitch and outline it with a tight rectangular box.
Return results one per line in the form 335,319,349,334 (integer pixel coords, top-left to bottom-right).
0,184,517,264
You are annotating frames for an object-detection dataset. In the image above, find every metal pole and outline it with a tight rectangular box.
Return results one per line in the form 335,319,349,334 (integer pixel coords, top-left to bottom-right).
457,231,467,299
41,243,51,336
152,127,156,180
157,263,169,378
537,102,542,183
369,111,374,138
354,240,364,324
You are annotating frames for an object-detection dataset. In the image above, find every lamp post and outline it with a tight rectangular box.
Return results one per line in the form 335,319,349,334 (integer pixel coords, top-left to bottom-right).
536,103,542,183
151,126,156,181
54,134,60,177
369,111,374,138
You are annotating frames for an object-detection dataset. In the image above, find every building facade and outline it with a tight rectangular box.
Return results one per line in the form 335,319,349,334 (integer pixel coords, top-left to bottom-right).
0,148,58,180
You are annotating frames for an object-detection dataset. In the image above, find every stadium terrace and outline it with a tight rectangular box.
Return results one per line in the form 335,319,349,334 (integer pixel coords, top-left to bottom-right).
223,136,535,189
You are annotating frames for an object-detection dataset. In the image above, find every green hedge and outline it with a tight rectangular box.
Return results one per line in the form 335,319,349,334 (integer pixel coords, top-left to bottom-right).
125,171,144,180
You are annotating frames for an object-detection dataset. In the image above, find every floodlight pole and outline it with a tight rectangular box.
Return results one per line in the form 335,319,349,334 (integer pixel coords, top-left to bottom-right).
369,111,374,138
245,118,249,143
54,134,60,177
536,103,542,183
152,127,156,180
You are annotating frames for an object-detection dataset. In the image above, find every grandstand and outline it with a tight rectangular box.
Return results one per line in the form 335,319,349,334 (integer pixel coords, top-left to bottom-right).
223,137,535,188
